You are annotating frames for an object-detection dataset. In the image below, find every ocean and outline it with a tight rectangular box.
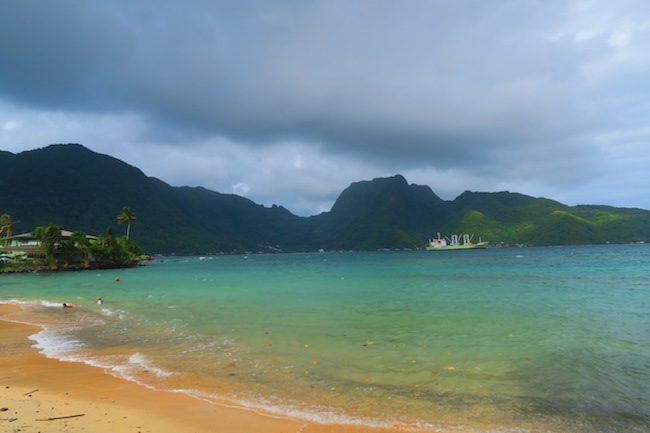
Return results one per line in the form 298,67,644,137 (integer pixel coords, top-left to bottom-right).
1,245,649,432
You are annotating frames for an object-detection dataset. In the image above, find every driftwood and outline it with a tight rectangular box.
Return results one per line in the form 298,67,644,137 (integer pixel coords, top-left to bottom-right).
36,413,85,421
23,389,39,396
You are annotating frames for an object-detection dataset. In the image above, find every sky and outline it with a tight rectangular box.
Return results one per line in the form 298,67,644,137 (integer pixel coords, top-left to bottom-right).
1,0,649,216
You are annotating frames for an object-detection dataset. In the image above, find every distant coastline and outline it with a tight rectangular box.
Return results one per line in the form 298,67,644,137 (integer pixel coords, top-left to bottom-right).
3,145,650,255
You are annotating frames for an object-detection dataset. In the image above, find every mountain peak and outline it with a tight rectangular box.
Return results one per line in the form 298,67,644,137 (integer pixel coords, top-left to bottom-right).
330,175,442,216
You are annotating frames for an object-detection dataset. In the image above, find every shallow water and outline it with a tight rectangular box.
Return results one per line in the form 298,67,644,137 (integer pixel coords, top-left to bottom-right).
2,245,649,432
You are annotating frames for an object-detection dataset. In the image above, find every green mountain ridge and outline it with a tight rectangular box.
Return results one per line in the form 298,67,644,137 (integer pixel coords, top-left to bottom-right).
2,144,649,253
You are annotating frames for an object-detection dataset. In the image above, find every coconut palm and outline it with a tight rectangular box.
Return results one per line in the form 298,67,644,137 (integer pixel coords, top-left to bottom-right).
116,206,137,240
0,213,14,246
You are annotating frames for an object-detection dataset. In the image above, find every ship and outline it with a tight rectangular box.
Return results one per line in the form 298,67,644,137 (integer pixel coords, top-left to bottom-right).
426,233,488,251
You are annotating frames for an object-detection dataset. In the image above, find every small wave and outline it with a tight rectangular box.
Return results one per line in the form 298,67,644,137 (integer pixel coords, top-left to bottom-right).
65,353,174,385
29,326,172,381
2,298,68,309
28,327,86,359
100,308,127,319
0,298,32,306
126,353,173,378
41,300,65,308
165,387,443,431
1,298,71,309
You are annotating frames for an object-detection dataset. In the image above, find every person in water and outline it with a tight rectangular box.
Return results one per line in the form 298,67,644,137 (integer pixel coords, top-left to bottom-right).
96,296,104,305
62,303,77,308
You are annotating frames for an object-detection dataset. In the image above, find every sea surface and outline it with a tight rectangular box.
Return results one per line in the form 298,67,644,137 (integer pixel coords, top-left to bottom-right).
1,245,649,432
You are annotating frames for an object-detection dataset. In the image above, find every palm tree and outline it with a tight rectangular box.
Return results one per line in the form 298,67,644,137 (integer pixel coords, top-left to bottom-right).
116,206,137,240
0,213,14,246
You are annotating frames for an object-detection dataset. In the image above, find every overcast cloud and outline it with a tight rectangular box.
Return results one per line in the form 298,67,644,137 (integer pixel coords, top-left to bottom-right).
1,0,649,215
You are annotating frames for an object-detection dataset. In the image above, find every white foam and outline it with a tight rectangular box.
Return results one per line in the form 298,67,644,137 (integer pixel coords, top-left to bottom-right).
99,308,127,319
29,327,173,381
28,327,86,359
164,387,425,430
126,353,173,378
0,298,31,306
41,300,64,308
1,298,69,308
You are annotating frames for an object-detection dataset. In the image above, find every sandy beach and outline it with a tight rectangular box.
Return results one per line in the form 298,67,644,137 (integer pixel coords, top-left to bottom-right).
0,304,426,433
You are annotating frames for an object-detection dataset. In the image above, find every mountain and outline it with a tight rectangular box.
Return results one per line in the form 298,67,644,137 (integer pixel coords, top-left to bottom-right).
2,144,650,253
0,144,307,253
305,175,444,249
442,191,650,245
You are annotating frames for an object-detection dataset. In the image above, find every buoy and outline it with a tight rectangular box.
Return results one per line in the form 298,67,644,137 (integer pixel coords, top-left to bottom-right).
115,277,120,283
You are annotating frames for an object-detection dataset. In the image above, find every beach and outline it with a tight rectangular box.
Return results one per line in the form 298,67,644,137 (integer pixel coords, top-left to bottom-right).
0,303,422,433
1,248,649,433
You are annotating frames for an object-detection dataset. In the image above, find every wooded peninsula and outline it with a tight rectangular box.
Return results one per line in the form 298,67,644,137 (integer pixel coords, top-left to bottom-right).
0,207,147,273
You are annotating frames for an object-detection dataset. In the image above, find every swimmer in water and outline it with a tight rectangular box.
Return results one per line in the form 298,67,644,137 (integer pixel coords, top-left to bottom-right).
62,303,77,308
96,297,104,305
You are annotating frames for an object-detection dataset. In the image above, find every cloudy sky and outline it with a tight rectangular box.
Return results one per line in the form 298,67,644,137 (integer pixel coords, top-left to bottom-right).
1,1,649,215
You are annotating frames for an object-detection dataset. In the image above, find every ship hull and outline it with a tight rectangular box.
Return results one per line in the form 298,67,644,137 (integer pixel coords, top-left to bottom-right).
426,242,489,251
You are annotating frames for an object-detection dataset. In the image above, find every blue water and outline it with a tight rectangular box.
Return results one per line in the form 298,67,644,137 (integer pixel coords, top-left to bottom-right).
1,245,649,432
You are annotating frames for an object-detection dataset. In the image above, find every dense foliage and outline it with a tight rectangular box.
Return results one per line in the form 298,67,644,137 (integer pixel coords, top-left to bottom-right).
2,144,650,253
0,219,145,273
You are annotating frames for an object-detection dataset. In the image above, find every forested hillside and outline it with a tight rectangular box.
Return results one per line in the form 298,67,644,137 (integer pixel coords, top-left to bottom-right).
2,144,649,253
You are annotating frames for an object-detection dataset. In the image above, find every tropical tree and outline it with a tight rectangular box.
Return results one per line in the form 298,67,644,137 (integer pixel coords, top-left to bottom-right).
0,213,14,246
91,227,129,265
116,206,137,240
70,231,90,268
33,223,62,270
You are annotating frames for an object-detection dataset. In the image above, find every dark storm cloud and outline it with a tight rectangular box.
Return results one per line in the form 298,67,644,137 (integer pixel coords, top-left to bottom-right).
0,1,580,164
1,0,650,213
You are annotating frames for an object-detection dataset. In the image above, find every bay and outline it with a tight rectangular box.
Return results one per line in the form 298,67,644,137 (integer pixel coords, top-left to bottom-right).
1,245,649,432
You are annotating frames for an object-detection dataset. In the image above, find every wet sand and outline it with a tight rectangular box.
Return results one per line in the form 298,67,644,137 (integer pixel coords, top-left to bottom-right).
0,304,431,433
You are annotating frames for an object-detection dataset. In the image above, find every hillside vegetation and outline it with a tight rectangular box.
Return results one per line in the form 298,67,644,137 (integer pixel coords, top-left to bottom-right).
2,144,649,253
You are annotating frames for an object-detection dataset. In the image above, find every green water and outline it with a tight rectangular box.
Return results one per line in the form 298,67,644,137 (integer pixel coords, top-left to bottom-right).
1,245,649,432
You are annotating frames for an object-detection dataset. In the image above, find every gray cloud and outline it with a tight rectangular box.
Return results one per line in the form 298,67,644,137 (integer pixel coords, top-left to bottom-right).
1,0,650,214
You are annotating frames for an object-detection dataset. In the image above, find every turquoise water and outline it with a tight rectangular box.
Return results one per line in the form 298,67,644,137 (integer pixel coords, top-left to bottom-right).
1,245,649,432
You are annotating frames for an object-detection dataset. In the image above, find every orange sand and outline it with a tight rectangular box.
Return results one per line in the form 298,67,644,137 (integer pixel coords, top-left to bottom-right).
0,304,435,433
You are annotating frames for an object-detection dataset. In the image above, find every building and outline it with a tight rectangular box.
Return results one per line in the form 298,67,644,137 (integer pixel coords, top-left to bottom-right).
2,230,98,253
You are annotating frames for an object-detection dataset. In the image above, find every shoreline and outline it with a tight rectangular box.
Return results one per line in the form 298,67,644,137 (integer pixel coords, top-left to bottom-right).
0,260,144,274
0,304,431,433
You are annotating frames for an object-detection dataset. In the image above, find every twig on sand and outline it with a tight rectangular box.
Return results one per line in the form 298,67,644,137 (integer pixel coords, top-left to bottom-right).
23,389,39,395
36,414,85,421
